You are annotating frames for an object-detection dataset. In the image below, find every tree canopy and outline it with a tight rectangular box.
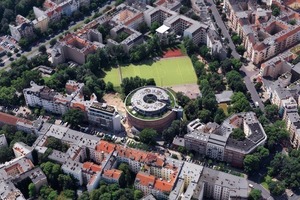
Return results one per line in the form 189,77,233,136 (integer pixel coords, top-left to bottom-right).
62,109,85,129
139,128,158,145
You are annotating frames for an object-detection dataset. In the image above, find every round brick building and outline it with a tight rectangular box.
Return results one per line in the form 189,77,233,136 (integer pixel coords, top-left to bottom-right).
124,86,178,132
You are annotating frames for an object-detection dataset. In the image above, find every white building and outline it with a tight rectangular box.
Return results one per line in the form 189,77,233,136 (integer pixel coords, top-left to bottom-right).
62,159,83,185
13,142,33,160
0,134,7,147
87,102,121,132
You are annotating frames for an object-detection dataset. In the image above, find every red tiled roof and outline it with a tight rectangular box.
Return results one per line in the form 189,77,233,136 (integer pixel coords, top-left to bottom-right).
136,172,155,186
96,141,116,154
103,169,122,180
83,162,102,172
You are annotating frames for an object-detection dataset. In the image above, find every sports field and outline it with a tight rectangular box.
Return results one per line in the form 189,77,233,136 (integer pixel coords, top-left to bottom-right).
103,56,197,87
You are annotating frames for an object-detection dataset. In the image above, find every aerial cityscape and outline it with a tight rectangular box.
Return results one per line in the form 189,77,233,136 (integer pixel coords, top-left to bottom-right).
0,0,300,199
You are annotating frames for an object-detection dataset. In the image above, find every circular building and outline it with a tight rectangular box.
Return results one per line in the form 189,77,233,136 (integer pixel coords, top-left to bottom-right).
125,86,178,132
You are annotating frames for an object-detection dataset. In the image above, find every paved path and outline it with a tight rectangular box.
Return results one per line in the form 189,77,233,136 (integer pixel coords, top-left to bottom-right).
207,0,264,111
206,0,239,59
1,1,116,72
241,65,265,111
248,179,274,200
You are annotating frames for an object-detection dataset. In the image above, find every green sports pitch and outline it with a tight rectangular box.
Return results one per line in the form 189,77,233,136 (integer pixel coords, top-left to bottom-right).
103,57,197,87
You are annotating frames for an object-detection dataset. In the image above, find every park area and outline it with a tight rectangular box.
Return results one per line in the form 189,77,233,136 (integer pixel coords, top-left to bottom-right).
103,56,197,87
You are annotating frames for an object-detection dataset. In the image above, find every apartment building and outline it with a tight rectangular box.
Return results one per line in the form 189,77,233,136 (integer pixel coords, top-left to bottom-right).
9,15,35,41
111,4,145,30
62,159,84,185
108,24,143,53
23,80,122,132
23,81,70,114
87,102,122,132
144,6,208,45
13,142,33,160
11,113,249,200
182,112,267,167
52,34,99,65
200,168,248,200
224,0,300,64
0,156,41,200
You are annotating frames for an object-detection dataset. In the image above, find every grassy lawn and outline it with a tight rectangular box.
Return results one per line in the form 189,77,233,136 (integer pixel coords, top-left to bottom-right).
218,103,229,115
261,182,269,190
103,57,197,87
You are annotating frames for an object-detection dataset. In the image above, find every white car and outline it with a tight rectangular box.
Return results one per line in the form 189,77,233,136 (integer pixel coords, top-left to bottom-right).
249,184,254,188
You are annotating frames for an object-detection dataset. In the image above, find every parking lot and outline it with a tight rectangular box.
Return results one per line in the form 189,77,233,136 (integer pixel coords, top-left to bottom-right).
0,35,21,66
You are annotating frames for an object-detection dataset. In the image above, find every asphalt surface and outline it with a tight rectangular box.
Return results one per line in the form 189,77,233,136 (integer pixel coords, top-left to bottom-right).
207,0,265,111
1,1,116,72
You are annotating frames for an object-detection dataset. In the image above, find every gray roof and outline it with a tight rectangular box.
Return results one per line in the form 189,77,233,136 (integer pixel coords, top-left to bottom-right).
215,90,233,103
48,150,69,164
172,136,185,147
200,167,248,198
142,194,156,200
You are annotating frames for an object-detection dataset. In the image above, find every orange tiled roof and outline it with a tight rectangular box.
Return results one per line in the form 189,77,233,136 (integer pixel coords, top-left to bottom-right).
96,141,116,154
136,172,155,186
154,179,173,192
83,162,102,172
103,169,122,180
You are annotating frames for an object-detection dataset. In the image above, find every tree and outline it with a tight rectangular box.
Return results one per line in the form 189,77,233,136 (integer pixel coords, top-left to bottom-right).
244,154,260,173
0,146,14,163
137,22,149,34
14,48,19,53
231,58,242,70
0,87,17,106
139,128,158,145
6,52,12,57
162,120,181,143
134,190,143,200
231,128,245,141
264,120,289,149
39,45,47,54
269,181,285,196
264,104,278,121
199,45,210,59
118,163,134,187
19,38,30,49
209,61,219,72
230,92,251,113
231,34,242,44
58,174,76,190
236,45,246,55
28,183,36,198
105,82,114,92
176,92,191,107
226,70,246,92
271,4,280,16
249,189,262,200
40,162,61,188
121,76,156,95
150,22,160,33
46,136,68,152
50,38,57,46
220,59,232,72
198,109,212,123
62,109,85,129
172,154,178,159
214,108,226,124
57,189,75,200
255,82,263,90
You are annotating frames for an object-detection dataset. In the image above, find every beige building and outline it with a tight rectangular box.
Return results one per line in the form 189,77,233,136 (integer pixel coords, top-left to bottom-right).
224,0,300,64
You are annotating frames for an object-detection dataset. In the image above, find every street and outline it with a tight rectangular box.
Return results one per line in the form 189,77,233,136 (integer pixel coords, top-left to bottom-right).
207,0,265,111
0,1,116,72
